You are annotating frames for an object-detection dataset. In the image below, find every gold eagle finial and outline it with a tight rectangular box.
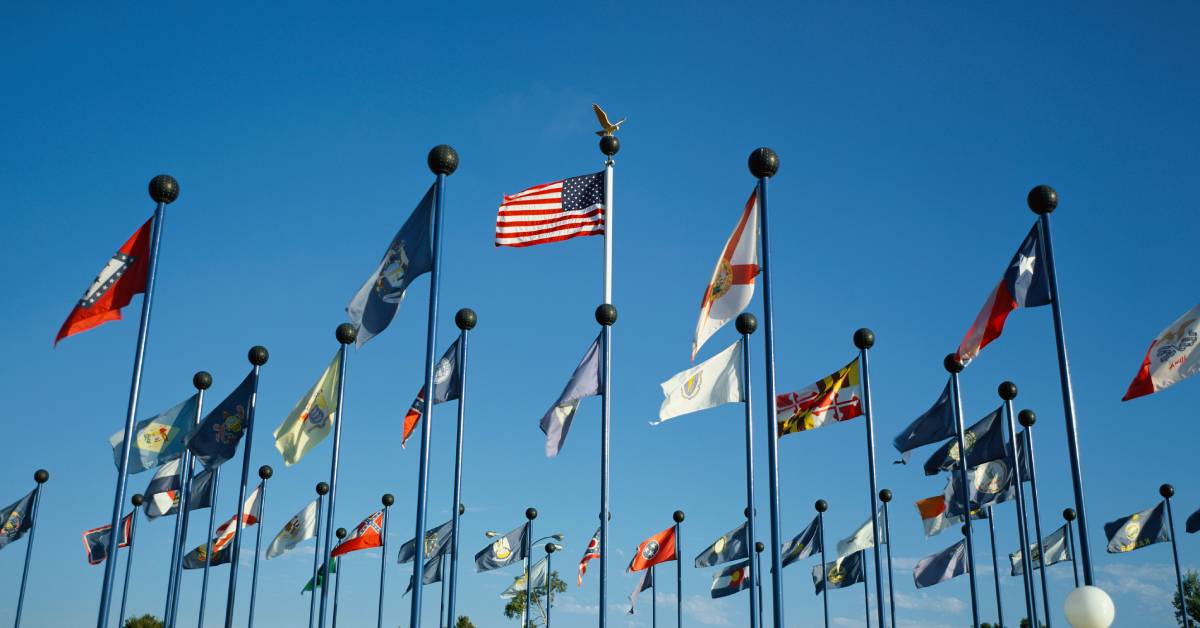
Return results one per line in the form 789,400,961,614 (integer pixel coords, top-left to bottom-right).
593,103,626,137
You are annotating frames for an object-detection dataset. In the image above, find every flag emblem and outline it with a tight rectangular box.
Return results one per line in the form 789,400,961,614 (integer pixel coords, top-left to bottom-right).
80,252,135,307
424,530,440,558
642,540,661,560
375,241,411,302
300,392,331,433
828,563,846,584
284,515,303,538
215,408,246,444
434,358,454,385
1123,514,1141,542
973,461,1009,494
729,568,744,586
682,372,703,399
492,537,513,561
711,260,734,301
777,358,863,436
947,431,979,462
2,510,22,535
137,423,173,452
713,536,727,555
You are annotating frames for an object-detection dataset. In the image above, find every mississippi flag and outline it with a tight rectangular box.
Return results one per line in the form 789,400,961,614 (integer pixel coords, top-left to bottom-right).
629,525,677,572
1122,304,1200,401
332,510,384,558
577,526,601,586
692,190,760,360
495,172,605,247
56,217,154,345
956,224,1051,363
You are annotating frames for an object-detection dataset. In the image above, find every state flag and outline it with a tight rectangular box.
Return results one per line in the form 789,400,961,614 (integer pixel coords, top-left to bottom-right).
146,466,216,519
1010,524,1071,575
397,518,453,564
627,567,654,614
710,560,752,599
776,358,863,437
1122,304,1200,401
913,539,969,589
109,394,198,475
630,525,677,572
539,335,601,457
578,527,601,586
188,369,255,467
475,523,527,573
692,190,759,360
182,540,232,569
81,513,134,565
836,511,887,558
922,406,1006,476
1105,502,1171,554
302,559,337,592
266,499,319,559
782,515,822,567
404,552,444,595
55,217,153,344
401,338,462,448
273,351,341,465
694,521,749,568
915,495,962,538
501,555,549,599
656,340,743,424
812,551,866,594
143,458,183,520
892,382,956,461
347,184,435,346
1187,507,1200,535
944,458,1018,519
331,510,384,558
209,483,264,554
0,491,37,550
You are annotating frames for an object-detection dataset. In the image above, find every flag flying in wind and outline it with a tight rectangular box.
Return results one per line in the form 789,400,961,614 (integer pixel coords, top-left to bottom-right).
401,338,462,448
55,218,153,344
956,223,1051,363
501,555,549,599
188,369,256,467
398,518,453,564
776,358,863,437
893,382,956,461
782,514,823,567
539,335,601,457
710,560,752,599
302,559,338,592
922,406,1006,476
81,513,134,565
627,566,654,614
836,511,887,558
331,510,384,558
404,552,445,595
692,190,759,360
1122,304,1200,401
208,483,264,555
143,458,183,519
1188,507,1200,535
266,499,319,559
183,540,232,569
110,394,199,475
1105,502,1171,553
495,172,605,248
812,551,866,594
273,350,341,465
913,539,969,589
0,491,36,552
146,465,216,519
475,523,527,573
944,458,1018,518
630,525,678,572
1010,524,1071,575
694,521,750,568
578,527,601,586
656,340,743,425
915,495,962,538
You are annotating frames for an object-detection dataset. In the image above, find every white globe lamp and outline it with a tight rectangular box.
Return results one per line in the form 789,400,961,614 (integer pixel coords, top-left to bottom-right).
1064,586,1115,627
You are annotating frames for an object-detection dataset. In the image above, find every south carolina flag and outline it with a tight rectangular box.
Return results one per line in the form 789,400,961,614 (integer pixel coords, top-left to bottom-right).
1122,304,1200,401
332,510,384,558
692,190,759,360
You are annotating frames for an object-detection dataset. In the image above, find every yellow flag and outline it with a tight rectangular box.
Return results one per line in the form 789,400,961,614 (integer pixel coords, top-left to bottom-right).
273,350,341,465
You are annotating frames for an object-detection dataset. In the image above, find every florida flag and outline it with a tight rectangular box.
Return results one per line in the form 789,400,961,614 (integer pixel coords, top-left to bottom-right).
692,190,760,360
956,224,1051,363
332,510,384,558
1122,304,1200,401
56,218,154,344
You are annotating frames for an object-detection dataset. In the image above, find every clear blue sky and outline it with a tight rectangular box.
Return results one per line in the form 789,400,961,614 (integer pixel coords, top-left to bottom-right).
2,3,1198,627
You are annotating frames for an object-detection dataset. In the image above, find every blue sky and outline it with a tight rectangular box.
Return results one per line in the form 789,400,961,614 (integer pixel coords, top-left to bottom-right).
2,2,1198,627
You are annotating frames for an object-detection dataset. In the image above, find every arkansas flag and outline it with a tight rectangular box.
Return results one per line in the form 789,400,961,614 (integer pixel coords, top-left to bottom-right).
956,224,1051,363
331,510,384,558
1123,304,1200,401
56,218,154,345
629,525,677,572
692,190,759,360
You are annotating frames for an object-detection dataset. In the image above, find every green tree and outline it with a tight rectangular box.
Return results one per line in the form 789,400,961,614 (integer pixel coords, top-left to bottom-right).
1172,569,1200,627
454,616,476,628
1018,619,1046,628
503,570,568,627
123,615,164,628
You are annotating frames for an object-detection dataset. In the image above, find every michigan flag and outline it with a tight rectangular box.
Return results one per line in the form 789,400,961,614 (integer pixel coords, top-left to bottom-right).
273,350,341,465
777,358,863,437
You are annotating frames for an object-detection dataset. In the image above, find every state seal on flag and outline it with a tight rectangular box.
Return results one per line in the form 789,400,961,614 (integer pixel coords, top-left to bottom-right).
492,537,513,561
642,540,661,560
375,241,411,303
973,461,1008,494
79,252,135,307
828,563,845,584
710,259,734,302
1,510,22,536
948,431,979,462
713,536,727,556
682,372,703,400
434,356,453,385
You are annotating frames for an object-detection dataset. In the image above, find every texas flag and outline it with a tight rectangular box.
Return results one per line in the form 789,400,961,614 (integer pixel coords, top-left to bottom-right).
692,190,759,360
629,525,677,573
331,510,384,558
1122,304,1200,401
956,224,1051,363
56,217,154,345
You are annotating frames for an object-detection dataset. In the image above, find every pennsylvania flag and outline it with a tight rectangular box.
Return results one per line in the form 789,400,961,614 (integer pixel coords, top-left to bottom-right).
922,406,1006,476
710,560,752,599
55,218,153,345
1105,502,1171,554
188,369,256,467
273,350,341,465
110,394,198,475
0,491,36,551
776,358,863,437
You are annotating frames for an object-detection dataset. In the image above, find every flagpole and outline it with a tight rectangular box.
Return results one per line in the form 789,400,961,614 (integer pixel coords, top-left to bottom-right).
197,465,222,628
446,307,474,627
816,500,829,628
945,355,980,628
409,145,457,628
854,330,886,628
1028,185,1095,586
309,483,328,628
97,175,178,628
597,301,616,628
118,495,142,628
546,542,559,627
320,326,355,628
862,553,870,627
754,542,765,628
600,134,617,304
1063,509,1080,588
985,506,1004,628
168,372,211,627
333,528,346,628
737,313,761,628
1018,410,1052,628
165,461,186,624
377,494,393,628
672,511,685,627
523,510,537,628
879,490,897,628
1161,485,1190,624
651,565,657,628
439,554,448,627
14,470,48,628
246,465,272,628
223,345,268,628
999,382,1038,628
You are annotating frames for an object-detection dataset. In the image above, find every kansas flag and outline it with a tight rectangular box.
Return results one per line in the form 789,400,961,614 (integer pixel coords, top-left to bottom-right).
273,350,341,465
109,394,199,475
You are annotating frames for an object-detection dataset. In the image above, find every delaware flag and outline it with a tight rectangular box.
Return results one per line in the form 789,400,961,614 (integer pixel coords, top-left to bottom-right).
777,358,863,437
273,351,341,465
1122,304,1200,401
109,394,199,475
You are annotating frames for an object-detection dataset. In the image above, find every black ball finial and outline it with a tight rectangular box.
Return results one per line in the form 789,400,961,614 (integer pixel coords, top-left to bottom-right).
673,510,686,523
736,313,758,336
599,135,620,157
755,541,765,553
336,323,358,345
944,353,964,374
455,308,477,331
961,524,970,536
193,371,213,390
459,504,466,515
428,145,459,176
748,147,779,179
1018,409,1036,427
998,381,1018,401
1160,484,1175,499
149,175,180,204
1063,508,1077,521
316,482,330,496
526,507,538,521
131,493,145,507
336,527,347,539
595,304,617,326
33,469,48,484
545,542,558,554
1027,185,1058,215
815,499,828,513
879,489,892,503
248,345,269,366
382,493,395,507
743,507,757,518
258,465,273,480
853,328,876,350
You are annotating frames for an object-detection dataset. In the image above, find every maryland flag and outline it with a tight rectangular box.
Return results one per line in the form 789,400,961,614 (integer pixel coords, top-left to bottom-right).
776,358,863,437
56,218,154,345
332,510,384,558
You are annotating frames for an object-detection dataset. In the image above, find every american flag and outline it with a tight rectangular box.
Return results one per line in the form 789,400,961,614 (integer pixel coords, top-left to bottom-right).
496,171,605,247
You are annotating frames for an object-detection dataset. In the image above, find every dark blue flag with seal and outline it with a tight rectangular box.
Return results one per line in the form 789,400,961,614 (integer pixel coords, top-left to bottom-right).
945,457,1018,519
0,490,36,551
475,523,527,572
782,514,822,567
923,406,1006,476
1104,502,1171,554
812,550,865,594
893,381,956,461
397,518,453,564
694,522,749,568
187,369,255,467
82,513,134,565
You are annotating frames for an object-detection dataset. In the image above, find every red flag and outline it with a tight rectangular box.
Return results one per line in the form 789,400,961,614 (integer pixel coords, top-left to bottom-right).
577,527,601,586
401,389,425,448
332,510,384,558
629,525,677,573
56,218,154,345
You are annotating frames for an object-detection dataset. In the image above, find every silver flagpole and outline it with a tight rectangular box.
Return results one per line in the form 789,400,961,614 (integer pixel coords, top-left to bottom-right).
599,132,619,628
377,494,393,628
118,495,143,628
880,490,897,628
15,470,48,628
167,372,211,627
673,511,685,628
986,506,1004,628
332,528,346,628
308,483,328,628
1019,410,1052,628
524,511,536,628
998,381,1038,628
223,345,268,628
1161,485,1190,625
319,326,355,628
855,329,886,628
736,313,761,628
246,465,272,628
445,307,475,626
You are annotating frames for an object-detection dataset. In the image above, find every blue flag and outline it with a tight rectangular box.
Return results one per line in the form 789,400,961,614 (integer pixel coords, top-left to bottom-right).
188,369,255,467
1105,502,1171,554
0,490,36,551
109,394,198,475
923,406,1006,476
893,381,956,459
913,539,969,589
945,457,1018,519
346,184,435,346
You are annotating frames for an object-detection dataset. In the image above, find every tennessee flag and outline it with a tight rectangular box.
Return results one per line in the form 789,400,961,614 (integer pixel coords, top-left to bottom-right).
692,190,759,360
1122,304,1200,401
331,510,384,558
56,218,154,344
776,358,863,437
629,525,678,572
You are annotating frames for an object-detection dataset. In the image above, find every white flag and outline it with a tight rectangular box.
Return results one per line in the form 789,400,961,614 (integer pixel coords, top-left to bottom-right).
1123,304,1200,400
692,191,760,360
266,499,319,559
1009,524,1071,575
836,511,888,558
656,341,743,424
501,556,549,598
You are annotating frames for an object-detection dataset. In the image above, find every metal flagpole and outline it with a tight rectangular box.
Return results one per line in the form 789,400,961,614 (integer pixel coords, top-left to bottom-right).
409,144,457,628
118,496,143,628
223,345,268,628
97,175,178,628
651,565,657,628
15,470,48,628
737,314,761,628
986,507,1004,628
378,494,393,628
320,327,355,628
754,542,765,628
816,500,830,628
446,308,475,627
546,543,559,627
673,511,685,628
525,510,537,628
439,554,448,628
332,528,347,628
879,490,897,628
165,461,186,624
1064,509,1080,588
1028,185,1094,584
596,123,620,628
309,483,328,628
945,356,980,628
748,147,786,628
1162,485,1190,624
999,382,1038,628
247,465,272,628
167,372,211,627
197,465,222,628
862,554,871,628
855,330,886,628
1019,410,1052,628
